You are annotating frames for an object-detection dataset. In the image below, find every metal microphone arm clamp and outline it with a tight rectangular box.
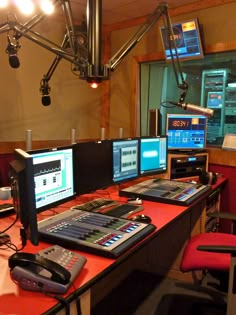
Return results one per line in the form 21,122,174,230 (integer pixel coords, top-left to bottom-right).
178,81,189,104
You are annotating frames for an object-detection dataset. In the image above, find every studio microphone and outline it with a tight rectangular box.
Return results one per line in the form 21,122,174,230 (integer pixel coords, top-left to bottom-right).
169,101,214,118
40,78,51,106
6,35,20,68
41,95,51,106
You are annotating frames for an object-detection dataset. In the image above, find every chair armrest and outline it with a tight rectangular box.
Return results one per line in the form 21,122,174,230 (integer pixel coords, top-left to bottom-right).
198,245,236,256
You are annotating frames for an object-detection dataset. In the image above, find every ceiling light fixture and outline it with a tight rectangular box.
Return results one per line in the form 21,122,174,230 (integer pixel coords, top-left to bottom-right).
0,0,55,15
15,0,35,15
0,0,8,8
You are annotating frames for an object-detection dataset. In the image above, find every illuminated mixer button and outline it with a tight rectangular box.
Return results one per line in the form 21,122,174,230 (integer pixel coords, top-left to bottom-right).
104,243,111,247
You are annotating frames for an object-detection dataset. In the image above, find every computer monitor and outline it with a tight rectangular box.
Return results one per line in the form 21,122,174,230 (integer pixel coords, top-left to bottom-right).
166,113,207,152
160,19,204,61
139,136,168,176
28,145,75,213
74,140,113,195
9,148,38,246
112,138,139,183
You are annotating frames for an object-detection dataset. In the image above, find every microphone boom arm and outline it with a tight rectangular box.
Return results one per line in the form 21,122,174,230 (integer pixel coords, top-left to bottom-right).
105,3,168,71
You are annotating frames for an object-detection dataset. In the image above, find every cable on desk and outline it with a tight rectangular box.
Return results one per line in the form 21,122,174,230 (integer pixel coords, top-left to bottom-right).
76,296,82,315
54,295,70,315
0,214,18,234
0,240,17,251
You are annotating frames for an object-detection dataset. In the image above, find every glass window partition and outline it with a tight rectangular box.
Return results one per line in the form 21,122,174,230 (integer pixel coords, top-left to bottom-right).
140,51,236,147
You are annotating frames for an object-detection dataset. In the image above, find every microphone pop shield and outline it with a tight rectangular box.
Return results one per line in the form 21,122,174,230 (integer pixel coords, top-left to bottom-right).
9,55,20,68
42,95,51,106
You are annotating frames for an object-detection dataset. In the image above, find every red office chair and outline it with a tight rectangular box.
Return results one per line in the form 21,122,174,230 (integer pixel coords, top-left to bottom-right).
181,212,236,315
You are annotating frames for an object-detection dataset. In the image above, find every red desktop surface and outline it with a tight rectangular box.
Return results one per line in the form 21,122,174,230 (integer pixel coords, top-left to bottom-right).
0,182,206,315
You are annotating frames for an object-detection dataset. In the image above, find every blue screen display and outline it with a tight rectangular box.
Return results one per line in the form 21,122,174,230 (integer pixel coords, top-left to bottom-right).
29,146,75,212
139,136,167,176
166,114,207,150
160,19,203,60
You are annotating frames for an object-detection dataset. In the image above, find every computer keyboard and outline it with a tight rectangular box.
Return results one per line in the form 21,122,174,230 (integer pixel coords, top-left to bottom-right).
71,198,118,212
0,203,14,213
104,203,144,218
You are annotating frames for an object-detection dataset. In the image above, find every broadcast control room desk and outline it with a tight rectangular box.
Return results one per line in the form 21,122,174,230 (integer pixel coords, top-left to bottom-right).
0,176,227,315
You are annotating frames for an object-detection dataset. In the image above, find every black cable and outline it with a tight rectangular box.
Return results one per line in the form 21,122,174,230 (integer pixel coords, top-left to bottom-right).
76,297,82,315
0,214,18,234
0,240,18,251
54,295,70,315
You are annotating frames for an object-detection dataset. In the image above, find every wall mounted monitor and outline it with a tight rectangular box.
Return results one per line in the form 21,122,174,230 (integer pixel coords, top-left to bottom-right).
166,114,207,152
28,145,75,213
74,140,113,195
139,136,168,176
112,138,139,183
160,19,204,61
9,149,38,246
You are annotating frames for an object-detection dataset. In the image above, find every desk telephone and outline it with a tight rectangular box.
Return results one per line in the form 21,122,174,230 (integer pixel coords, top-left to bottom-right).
8,245,87,294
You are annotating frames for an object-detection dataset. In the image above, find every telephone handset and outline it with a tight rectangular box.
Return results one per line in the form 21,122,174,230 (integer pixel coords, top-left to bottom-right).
9,252,71,284
8,245,87,294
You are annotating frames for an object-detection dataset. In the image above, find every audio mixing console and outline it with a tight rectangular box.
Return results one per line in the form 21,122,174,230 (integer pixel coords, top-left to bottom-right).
119,178,211,206
38,209,156,258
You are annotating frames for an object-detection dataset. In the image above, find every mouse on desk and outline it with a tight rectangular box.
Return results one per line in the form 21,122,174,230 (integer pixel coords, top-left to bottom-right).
131,214,152,224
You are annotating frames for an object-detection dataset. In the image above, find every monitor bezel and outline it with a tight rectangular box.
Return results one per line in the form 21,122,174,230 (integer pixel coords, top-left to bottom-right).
10,148,39,246
160,18,204,61
166,113,207,152
27,145,76,213
139,135,168,177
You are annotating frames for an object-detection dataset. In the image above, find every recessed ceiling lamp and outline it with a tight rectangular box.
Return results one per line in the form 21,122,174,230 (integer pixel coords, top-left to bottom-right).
0,0,55,15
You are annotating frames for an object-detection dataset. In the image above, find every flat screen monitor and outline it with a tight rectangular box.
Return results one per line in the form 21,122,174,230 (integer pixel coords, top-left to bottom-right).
74,140,113,195
9,148,38,246
28,145,75,213
160,19,204,61
166,114,207,152
139,136,168,176
112,138,139,183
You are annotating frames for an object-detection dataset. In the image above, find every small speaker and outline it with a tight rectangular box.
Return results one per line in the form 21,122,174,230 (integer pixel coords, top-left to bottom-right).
199,170,217,185
101,127,105,140
71,128,76,144
149,109,161,136
25,129,32,151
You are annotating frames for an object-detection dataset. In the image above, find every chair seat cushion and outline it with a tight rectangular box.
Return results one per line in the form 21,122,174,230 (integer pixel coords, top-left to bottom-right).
181,232,236,272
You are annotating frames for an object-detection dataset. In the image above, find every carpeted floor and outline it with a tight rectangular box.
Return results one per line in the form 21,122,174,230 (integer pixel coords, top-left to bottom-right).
91,270,226,315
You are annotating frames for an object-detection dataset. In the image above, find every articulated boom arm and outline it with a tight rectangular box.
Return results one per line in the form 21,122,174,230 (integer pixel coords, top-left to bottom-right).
105,3,168,71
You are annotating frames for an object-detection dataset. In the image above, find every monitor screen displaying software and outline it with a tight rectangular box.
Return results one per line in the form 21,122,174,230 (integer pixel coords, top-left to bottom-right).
112,138,139,183
166,114,207,151
160,19,204,61
29,146,75,212
139,136,168,176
